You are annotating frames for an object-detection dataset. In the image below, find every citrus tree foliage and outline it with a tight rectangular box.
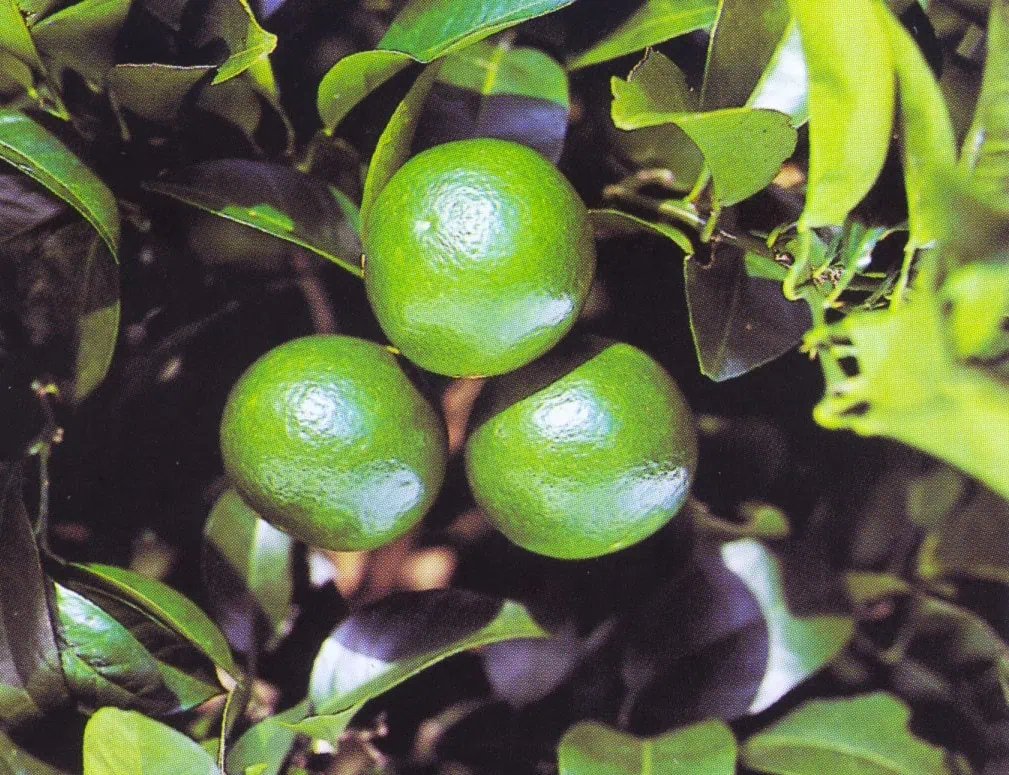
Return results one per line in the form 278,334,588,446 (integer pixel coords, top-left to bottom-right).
0,0,1007,773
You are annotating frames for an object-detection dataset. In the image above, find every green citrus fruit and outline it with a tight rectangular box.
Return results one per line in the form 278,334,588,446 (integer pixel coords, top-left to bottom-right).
464,339,697,559
219,335,447,551
363,138,596,378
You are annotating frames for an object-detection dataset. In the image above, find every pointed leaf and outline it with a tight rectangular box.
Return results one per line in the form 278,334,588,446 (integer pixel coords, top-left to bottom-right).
568,0,718,70
310,590,547,715
742,692,952,774
282,705,360,745
558,720,736,775
590,208,694,256
225,698,310,775
83,708,222,775
30,0,132,88
316,50,414,134
205,0,278,85
108,64,215,124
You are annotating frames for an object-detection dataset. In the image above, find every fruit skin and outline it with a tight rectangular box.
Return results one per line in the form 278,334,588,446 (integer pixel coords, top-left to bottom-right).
363,138,596,378
219,335,448,551
464,340,697,560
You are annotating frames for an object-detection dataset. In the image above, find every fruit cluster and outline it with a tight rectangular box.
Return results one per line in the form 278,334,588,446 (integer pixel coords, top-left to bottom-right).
219,139,697,560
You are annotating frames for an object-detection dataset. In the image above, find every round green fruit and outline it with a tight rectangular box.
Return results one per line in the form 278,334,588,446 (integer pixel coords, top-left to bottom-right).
219,335,447,551
363,138,596,378
464,339,698,559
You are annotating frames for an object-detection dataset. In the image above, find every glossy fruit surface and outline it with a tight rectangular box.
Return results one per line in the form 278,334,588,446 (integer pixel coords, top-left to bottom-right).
219,335,447,551
465,340,697,559
363,138,596,377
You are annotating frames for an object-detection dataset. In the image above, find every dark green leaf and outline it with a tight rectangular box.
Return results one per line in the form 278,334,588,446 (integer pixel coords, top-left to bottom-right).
309,590,547,715
558,720,736,775
701,0,791,112
83,707,221,775
0,111,119,257
789,0,895,227
107,64,214,124
960,0,1009,210
202,489,294,655
0,465,68,726
30,0,132,88
567,0,718,70
721,540,853,713
316,50,415,134
590,208,694,256
144,160,362,277
71,232,119,403
225,698,310,775
685,242,811,381
742,692,952,774
203,0,278,86
0,729,72,775
68,562,239,680
379,0,579,62
360,63,440,233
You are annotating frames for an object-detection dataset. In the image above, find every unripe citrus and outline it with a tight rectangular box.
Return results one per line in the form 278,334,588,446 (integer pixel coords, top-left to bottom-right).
363,138,596,377
464,339,697,559
219,335,447,551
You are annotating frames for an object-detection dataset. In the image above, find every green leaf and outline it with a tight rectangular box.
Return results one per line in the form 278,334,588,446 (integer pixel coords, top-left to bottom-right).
960,0,1009,210
0,111,120,257
721,539,853,713
742,692,952,774
590,208,694,256
567,0,718,70
71,232,119,403
558,720,736,775
83,707,222,775
68,563,239,680
700,0,791,112
0,728,72,775
282,705,361,745
0,0,64,115
789,0,895,227
309,590,547,715
225,698,310,775
316,50,415,134
202,489,294,655
379,0,579,62
206,0,278,85
746,20,808,125
107,64,215,124
612,55,797,206
360,62,440,233
143,160,363,278
439,39,568,107
884,9,958,249
30,0,132,88
685,243,812,381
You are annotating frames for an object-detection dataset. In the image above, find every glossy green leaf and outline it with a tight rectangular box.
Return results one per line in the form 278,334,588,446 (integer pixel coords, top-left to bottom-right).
71,232,120,403
685,243,812,381
884,9,958,249
316,50,415,133
360,62,440,232
30,0,132,87
309,590,547,715
701,0,791,112
960,0,1009,210
108,64,215,123
439,39,568,107
225,698,310,775
379,0,579,61
747,19,808,125
558,720,736,775
83,708,222,775
0,0,63,115
590,208,694,256
0,1,42,67
612,54,797,206
568,0,718,70
0,465,68,726
0,111,119,257
202,489,294,655
282,705,361,745
721,540,853,713
207,0,278,85
789,0,895,227
144,159,363,277
69,563,239,679
742,692,951,774
0,729,72,775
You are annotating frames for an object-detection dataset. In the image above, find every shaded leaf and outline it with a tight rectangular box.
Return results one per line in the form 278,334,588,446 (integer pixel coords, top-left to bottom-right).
202,0,278,86
67,562,238,679
316,50,415,134
590,208,694,256
742,692,951,774
721,540,853,713
144,159,362,277
30,0,132,87
558,720,736,775
71,232,119,403
0,465,68,727
309,590,547,715
0,111,119,257
568,0,718,70
685,242,811,381
788,0,895,227
360,62,440,233
108,64,214,124
417,38,569,162
83,707,221,775
0,728,72,775
225,698,310,775
202,488,294,655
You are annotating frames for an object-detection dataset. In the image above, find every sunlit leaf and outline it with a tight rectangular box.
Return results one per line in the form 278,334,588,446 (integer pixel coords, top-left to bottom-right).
742,692,952,774
558,720,736,775
225,699,310,775
206,0,278,85
282,705,360,745
83,708,221,775
316,50,415,134
309,590,547,715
